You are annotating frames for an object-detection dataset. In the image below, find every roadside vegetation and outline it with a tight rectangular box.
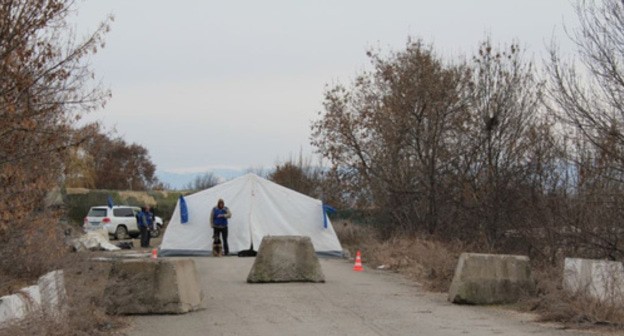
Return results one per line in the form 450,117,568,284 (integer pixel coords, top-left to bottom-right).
334,221,462,292
334,220,624,330
310,1,624,330
0,1,142,334
3,0,624,334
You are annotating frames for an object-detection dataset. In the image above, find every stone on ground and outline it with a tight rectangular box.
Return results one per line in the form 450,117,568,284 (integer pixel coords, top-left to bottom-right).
247,236,325,283
104,259,203,314
448,253,534,305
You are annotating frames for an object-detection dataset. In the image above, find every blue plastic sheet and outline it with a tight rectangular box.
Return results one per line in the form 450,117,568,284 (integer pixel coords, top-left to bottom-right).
322,204,336,229
179,195,189,224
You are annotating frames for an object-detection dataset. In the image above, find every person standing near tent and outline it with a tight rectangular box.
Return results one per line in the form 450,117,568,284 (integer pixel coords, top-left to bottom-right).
210,199,232,255
137,206,153,248
145,205,155,239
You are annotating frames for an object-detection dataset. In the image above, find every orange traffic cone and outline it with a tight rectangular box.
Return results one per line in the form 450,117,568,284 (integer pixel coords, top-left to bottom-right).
151,248,158,260
353,250,363,272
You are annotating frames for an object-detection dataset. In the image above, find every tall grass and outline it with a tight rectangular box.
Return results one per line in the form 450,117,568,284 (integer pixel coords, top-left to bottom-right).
334,220,463,292
523,263,624,330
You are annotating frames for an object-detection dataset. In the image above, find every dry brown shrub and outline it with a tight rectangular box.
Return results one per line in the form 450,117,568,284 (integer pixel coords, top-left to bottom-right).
117,191,157,206
520,263,624,330
0,209,68,297
333,220,380,252
0,254,127,336
334,220,463,292
368,236,463,292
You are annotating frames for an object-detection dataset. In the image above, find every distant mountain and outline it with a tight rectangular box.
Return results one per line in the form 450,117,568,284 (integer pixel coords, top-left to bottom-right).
157,169,246,190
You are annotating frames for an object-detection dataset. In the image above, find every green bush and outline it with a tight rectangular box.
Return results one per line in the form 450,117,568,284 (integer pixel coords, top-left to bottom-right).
65,190,112,225
149,191,183,224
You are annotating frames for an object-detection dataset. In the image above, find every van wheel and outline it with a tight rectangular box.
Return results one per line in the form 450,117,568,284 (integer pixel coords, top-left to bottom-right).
115,225,129,240
150,225,162,238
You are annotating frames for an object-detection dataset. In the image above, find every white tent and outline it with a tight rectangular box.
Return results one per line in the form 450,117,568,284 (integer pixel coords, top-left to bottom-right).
159,173,343,256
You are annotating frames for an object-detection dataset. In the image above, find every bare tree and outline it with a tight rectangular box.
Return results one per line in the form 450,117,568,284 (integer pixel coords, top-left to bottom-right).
0,0,111,278
71,126,159,190
546,0,624,260
548,1,624,180
312,39,469,233
268,154,322,197
64,146,97,188
244,166,269,178
185,172,220,191
457,39,543,247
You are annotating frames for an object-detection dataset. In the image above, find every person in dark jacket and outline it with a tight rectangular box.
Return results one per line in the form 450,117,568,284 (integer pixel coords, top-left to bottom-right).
210,199,232,255
137,206,153,248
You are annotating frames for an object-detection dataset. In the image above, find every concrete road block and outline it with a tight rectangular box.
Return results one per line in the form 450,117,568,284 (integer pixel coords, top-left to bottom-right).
0,286,41,326
105,259,203,314
563,258,624,303
247,236,325,283
0,270,67,327
37,270,67,321
448,253,534,305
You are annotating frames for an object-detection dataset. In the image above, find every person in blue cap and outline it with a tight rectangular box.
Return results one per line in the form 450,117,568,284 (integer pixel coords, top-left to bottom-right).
210,199,232,255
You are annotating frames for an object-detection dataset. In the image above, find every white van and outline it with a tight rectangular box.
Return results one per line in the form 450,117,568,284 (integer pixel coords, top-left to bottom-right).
83,205,164,239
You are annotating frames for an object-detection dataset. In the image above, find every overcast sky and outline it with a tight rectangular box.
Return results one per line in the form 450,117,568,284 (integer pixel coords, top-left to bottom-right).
73,0,578,179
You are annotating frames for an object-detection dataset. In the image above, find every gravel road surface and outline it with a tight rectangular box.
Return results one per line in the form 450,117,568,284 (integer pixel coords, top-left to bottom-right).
125,257,593,336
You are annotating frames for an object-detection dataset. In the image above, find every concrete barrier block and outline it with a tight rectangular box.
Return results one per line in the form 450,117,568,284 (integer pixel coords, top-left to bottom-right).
563,258,624,303
448,253,534,305
0,286,41,326
104,259,203,314
247,236,325,283
0,270,67,327
0,293,30,325
37,270,68,320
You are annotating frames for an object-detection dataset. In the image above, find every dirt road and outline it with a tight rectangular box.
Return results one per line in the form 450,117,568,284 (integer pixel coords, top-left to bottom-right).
125,257,592,336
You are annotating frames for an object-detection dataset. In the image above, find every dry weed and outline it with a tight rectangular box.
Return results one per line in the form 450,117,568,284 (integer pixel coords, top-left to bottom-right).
521,263,624,330
0,211,67,297
369,236,462,292
0,254,127,336
334,220,462,292
333,220,379,253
